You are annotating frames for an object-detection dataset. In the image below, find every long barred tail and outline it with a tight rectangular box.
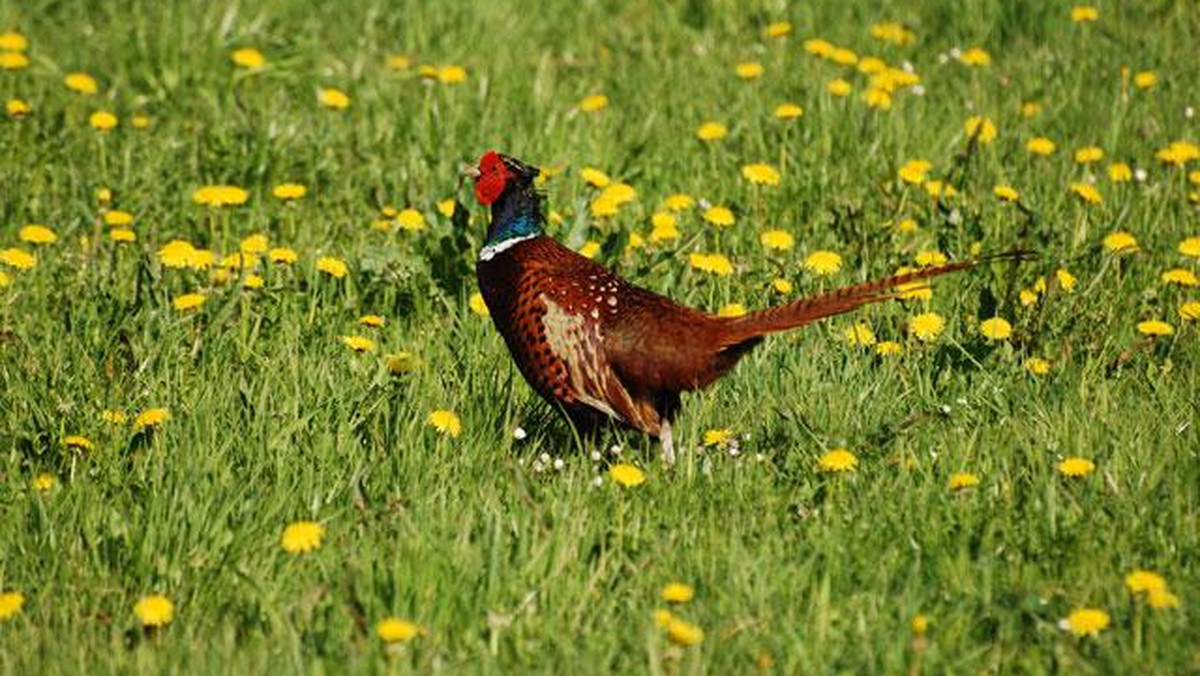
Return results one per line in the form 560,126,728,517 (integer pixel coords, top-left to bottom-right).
720,250,1032,343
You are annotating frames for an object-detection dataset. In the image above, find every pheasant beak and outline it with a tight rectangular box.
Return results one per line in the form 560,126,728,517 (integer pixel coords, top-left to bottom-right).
457,164,481,189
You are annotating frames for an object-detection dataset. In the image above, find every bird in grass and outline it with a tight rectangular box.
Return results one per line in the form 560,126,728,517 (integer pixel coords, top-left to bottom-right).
466,151,1022,463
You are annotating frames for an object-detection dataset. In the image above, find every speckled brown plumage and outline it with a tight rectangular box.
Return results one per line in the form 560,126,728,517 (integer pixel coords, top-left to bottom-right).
468,151,1020,461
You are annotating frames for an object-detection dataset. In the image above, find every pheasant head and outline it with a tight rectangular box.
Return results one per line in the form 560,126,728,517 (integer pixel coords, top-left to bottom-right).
466,151,544,250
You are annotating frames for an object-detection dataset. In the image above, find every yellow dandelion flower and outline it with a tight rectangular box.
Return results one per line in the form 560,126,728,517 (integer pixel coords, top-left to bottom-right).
240,234,269,255
964,116,997,144
386,54,411,70
157,240,196,268
1177,236,1200,258
580,167,610,188
231,48,265,69
774,103,804,119
862,88,892,110
0,32,28,51
428,410,462,437
696,122,727,141
1162,268,1199,287
31,473,57,492
742,163,781,186
1154,140,1200,166
269,247,298,265
172,293,206,311
875,341,903,356
281,521,325,553
0,591,25,621
377,618,422,643
960,48,991,66
948,472,980,490
759,230,794,251
765,21,792,38
578,241,602,258
89,111,118,131
273,183,307,200
663,193,695,211
915,250,947,267
6,98,30,117
1026,137,1056,156
980,317,1012,341
469,292,490,317
895,266,932,301
0,52,29,70
826,78,852,97
579,94,608,112
133,408,170,430
650,213,680,243
64,72,99,95
437,199,456,218
818,448,858,473
1071,183,1103,205
1137,320,1172,336
844,322,876,347
1063,608,1109,637
1058,457,1095,477
666,618,704,646
359,314,385,328
243,274,264,290
609,463,646,487
1055,269,1077,292
772,278,793,294
1071,6,1099,22
1148,589,1181,609
898,159,932,184
19,225,57,245
909,312,946,342
1180,302,1200,321
436,65,467,84
62,435,93,452
661,583,694,603
869,23,916,46
133,595,174,628
1074,146,1103,164
396,208,426,231
993,185,1020,203
703,206,735,227
735,62,764,80
316,256,348,278
1133,71,1157,89
1023,357,1051,375
804,250,842,276
924,180,956,200
857,57,887,75
829,47,858,66
703,428,733,447
689,253,734,276
193,185,249,207
1102,231,1138,253
341,335,376,353
717,303,746,318
318,87,350,110
102,410,127,425
131,114,151,129
1108,163,1133,183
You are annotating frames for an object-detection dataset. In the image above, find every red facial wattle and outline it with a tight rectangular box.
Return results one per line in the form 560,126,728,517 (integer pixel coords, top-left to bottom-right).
474,151,510,205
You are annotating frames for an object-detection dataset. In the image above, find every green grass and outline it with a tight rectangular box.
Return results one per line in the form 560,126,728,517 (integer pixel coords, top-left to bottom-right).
1,0,1198,673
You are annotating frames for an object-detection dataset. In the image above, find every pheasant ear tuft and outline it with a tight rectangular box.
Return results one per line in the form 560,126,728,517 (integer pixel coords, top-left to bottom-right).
475,151,510,205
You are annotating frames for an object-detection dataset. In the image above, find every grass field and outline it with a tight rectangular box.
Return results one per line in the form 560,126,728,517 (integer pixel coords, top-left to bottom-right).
1,0,1198,673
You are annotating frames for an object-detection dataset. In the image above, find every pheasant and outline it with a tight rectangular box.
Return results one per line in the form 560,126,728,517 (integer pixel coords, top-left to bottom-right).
467,151,1019,463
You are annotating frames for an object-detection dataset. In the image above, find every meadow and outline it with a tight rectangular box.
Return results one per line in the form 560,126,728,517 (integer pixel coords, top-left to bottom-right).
1,0,1198,673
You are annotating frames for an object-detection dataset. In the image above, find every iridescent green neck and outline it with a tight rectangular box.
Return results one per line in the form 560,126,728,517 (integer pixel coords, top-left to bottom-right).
485,184,544,247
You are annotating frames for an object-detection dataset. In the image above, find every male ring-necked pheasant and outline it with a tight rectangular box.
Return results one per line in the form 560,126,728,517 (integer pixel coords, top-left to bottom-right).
468,151,1017,463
